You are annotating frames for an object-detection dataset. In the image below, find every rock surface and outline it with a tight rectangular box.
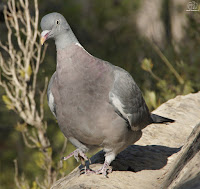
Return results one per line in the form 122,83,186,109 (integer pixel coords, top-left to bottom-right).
162,122,200,189
51,92,200,189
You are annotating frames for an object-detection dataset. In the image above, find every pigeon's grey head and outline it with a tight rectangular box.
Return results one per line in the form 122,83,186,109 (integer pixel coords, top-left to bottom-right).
40,12,70,45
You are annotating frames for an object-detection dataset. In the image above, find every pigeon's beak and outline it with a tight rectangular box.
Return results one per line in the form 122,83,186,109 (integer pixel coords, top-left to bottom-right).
40,30,51,45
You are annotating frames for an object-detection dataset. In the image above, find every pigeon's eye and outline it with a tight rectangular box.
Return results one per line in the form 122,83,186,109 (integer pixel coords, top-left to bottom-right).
56,20,60,25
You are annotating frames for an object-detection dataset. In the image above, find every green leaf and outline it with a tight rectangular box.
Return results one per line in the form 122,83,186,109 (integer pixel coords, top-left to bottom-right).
141,58,153,72
46,147,52,156
144,90,158,110
27,65,32,77
2,95,13,110
19,69,25,78
35,152,45,169
36,142,42,148
183,81,194,94
157,80,167,89
31,181,39,189
15,122,27,132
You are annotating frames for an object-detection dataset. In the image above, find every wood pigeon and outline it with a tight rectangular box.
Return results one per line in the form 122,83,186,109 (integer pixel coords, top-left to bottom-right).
40,12,174,176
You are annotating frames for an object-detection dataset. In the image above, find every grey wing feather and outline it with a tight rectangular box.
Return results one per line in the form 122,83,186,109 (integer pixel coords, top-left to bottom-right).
47,72,57,118
109,66,152,131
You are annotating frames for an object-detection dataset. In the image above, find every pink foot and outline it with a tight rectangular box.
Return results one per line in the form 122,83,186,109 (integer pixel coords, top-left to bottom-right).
81,160,112,177
95,161,112,177
62,149,89,163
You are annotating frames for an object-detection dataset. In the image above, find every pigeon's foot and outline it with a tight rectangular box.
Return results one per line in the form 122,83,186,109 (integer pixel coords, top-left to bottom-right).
79,161,112,177
80,166,112,177
95,160,112,177
62,149,89,164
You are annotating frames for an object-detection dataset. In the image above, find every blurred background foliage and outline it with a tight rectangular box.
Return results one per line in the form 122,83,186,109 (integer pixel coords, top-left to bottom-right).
0,0,200,188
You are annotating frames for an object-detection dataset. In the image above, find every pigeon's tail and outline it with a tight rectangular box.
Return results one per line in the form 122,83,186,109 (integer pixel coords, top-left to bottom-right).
151,113,175,124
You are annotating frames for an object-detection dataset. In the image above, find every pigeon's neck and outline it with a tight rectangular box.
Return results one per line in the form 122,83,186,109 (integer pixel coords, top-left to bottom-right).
55,30,79,50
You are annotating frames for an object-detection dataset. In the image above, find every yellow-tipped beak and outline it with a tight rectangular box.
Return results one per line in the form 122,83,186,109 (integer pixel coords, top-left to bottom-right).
40,30,51,45
40,36,46,45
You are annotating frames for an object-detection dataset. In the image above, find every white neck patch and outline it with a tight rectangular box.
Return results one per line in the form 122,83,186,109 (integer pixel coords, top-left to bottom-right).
75,42,93,57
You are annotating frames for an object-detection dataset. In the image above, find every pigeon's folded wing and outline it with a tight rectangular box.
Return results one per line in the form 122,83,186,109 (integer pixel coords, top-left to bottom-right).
109,66,152,131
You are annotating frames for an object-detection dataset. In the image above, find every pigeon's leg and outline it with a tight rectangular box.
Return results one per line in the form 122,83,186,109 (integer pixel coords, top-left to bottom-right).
80,151,116,176
95,152,116,176
62,137,90,164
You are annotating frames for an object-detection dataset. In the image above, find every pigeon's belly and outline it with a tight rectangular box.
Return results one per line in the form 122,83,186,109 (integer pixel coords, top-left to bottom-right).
53,61,116,145
57,88,117,145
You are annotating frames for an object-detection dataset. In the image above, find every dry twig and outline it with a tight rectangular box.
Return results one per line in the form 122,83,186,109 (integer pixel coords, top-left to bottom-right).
0,0,67,188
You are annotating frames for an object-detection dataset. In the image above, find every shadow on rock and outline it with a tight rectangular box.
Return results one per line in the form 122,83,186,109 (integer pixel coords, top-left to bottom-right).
79,145,181,172
175,173,200,189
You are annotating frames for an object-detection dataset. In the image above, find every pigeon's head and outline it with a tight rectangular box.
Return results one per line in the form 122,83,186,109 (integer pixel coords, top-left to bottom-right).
40,12,70,45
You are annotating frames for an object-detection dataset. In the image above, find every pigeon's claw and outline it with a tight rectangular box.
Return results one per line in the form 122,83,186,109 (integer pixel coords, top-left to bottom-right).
77,149,89,162
80,168,95,175
96,168,112,177
80,163,112,177
62,149,89,164
95,161,112,177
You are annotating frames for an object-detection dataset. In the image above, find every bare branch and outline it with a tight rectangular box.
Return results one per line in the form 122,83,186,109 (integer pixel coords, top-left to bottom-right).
1,1,66,188
36,177,46,189
22,131,37,148
14,159,21,189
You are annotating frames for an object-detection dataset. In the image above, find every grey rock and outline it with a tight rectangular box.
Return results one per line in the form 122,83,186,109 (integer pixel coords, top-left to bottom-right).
162,122,200,189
